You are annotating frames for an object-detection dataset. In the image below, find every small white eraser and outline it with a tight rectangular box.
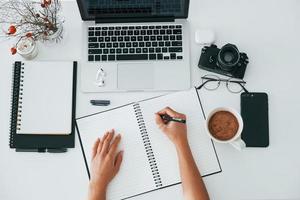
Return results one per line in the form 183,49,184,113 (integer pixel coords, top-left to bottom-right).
195,29,216,45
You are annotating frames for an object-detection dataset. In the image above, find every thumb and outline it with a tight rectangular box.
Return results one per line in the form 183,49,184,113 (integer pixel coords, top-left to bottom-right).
155,113,166,129
114,151,123,174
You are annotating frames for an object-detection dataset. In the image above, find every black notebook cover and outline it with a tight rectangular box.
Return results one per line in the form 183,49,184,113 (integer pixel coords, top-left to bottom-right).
9,61,77,149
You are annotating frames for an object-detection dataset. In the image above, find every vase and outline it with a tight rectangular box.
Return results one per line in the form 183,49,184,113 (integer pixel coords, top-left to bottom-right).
17,37,38,60
43,22,65,44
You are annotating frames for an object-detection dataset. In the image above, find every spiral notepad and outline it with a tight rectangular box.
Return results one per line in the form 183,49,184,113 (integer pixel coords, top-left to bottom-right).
76,88,222,200
9,61,77,149
133,103,162,187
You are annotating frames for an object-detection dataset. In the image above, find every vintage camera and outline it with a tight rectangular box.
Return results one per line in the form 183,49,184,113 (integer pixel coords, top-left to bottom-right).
198,44,249,79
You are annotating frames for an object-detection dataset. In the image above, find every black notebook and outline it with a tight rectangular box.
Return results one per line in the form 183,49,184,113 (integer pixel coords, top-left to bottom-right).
9,61,77,150
76,88,221,200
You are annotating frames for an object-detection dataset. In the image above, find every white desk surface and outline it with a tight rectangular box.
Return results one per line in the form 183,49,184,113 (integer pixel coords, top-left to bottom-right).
1,0,300,199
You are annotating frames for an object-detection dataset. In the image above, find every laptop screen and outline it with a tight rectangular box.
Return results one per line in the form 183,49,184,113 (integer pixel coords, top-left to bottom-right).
77,0,189,20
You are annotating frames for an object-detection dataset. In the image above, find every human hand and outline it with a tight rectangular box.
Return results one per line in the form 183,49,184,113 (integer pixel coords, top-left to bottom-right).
88,129,123,200
155,107,188,147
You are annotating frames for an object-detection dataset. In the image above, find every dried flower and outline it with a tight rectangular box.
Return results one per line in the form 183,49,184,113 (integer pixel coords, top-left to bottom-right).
44,0,51,5
26,32,33,38
11,47,17,55
8,25,16,35
41,0,51,8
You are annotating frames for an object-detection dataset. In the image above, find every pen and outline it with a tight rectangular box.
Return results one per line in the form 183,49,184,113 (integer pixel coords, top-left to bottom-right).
90,100,111,106
160,114,186,124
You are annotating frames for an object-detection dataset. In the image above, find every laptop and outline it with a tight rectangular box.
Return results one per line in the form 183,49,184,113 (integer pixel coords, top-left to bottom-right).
77,0,191,92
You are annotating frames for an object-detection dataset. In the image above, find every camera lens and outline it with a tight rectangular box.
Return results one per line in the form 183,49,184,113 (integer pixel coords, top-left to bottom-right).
217,44,240,71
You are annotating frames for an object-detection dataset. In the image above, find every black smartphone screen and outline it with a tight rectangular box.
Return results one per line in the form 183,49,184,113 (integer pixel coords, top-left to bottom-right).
241,92,269,147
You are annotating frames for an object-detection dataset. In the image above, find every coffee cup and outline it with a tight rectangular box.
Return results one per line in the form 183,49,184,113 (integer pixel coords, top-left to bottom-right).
205,107,245,150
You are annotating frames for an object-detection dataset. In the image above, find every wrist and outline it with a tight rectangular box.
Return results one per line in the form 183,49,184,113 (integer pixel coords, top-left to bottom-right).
89,180,108,191
174,138,189,151
88,181,107,200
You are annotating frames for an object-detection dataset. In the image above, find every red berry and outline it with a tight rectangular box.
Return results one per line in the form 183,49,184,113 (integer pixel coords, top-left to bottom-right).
44,0,51,5
8,25,16,35
26,32,33,38
11,47,17,55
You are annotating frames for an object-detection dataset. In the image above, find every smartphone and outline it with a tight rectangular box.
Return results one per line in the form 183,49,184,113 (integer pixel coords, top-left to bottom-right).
240,92,269,147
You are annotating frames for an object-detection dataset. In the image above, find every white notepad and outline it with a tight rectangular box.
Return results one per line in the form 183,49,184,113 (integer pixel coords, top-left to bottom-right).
17,61,73,135
76,88,221,200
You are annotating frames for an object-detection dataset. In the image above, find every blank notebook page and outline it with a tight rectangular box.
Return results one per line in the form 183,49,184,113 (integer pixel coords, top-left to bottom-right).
139,89,221,186
17,61,73,134
76,106,155,200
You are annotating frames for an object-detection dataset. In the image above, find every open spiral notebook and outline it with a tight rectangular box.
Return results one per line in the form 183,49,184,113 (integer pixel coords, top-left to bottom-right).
76,88,221,200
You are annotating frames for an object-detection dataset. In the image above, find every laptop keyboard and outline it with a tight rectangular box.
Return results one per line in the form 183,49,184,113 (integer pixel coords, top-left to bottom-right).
87,25,183,62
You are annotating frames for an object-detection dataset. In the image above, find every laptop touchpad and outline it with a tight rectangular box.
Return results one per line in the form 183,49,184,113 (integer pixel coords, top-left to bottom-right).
117,63,154,90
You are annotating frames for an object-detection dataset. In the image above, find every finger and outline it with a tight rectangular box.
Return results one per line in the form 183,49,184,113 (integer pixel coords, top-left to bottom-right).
165,107,186,119
101,131,109,142
155,113,166,127
155,114,169,133
97,131,109,153
101,129,115,155
91,138,100,160
114,151,123,174
157,107,183,118
108,134,121,157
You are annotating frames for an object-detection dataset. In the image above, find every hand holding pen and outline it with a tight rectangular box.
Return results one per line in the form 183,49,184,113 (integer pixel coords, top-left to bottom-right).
155,107,188,147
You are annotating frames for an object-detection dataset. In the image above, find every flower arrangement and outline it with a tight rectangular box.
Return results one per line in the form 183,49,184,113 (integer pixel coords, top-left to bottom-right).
0,0,63,55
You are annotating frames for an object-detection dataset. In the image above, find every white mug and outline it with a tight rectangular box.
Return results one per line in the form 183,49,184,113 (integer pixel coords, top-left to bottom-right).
205,107,246,150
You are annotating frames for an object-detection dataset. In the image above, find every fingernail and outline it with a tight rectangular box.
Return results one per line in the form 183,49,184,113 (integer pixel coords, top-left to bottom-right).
120,151,124,156
117,134,121,138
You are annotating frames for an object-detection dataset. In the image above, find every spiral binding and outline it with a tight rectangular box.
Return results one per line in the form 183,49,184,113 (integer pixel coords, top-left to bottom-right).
9,62,25,148
133,103,162,188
